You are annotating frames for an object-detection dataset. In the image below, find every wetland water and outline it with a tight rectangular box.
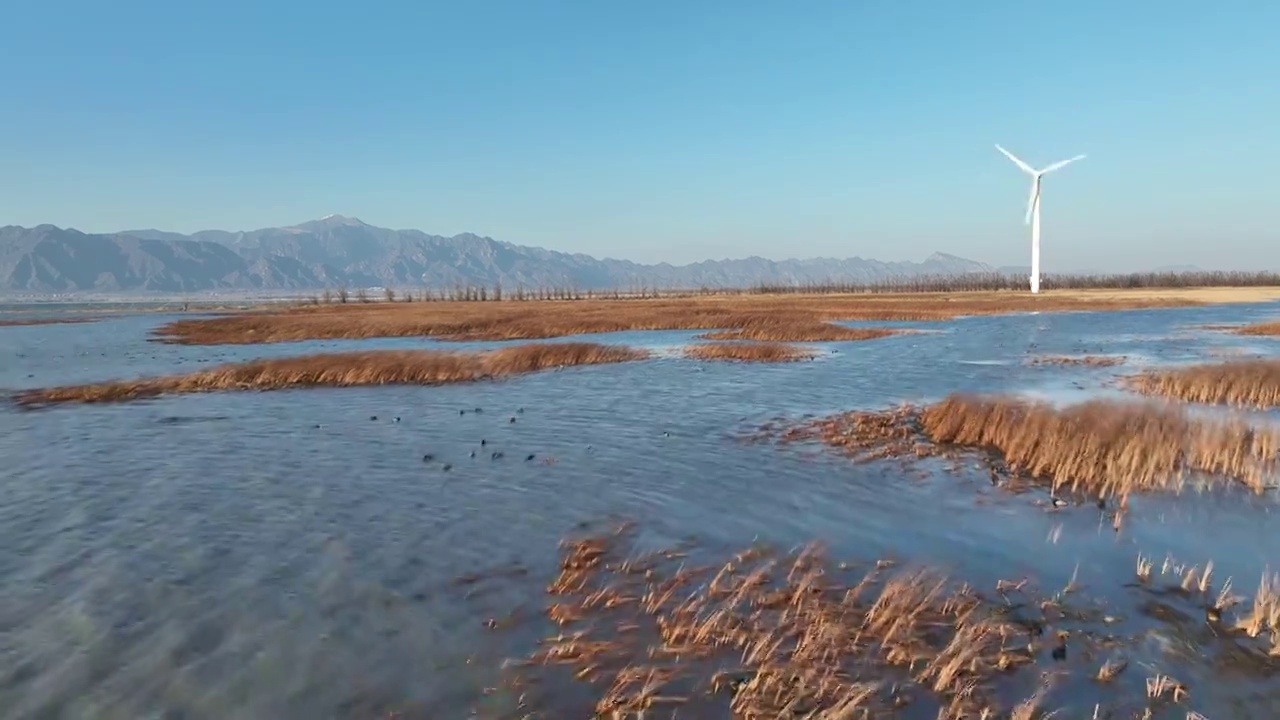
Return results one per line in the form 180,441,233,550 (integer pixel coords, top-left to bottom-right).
2,302,1280,718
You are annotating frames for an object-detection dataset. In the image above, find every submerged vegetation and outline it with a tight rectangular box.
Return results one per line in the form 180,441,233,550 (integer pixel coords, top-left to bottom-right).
11,275,1280,718
513,524,1060,718
683,341,816,363
1124,358,1280,409
487,522,1271,718
13,343,648,407
698,321,903,342
1027,354,1126,367
777,394,1280,499
154,291,1209,346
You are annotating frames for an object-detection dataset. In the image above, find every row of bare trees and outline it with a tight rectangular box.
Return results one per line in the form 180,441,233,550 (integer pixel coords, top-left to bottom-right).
305,283,677,304
750,271,1280,294
302,271,1280,305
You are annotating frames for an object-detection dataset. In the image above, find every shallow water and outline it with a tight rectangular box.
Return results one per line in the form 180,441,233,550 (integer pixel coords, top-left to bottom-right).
2,302,1280,718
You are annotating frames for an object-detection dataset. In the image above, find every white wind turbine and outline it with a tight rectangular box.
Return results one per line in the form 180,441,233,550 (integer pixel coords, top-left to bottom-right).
994,144,1086,294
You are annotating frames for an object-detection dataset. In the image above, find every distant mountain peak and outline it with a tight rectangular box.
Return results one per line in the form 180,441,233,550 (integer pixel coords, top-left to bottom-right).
0,219,997,295
300,214,367,228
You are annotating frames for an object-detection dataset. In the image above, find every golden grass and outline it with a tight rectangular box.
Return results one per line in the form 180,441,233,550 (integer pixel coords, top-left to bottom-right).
1028,354,1126,367
1124,359,1280,409
151,290,1209,346
778,394,1280,498
0,317,99,327
683,341,816,363
13,342,648,407
512,524,1072,718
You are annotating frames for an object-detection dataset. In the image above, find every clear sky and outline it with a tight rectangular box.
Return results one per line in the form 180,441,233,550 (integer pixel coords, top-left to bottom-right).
2,1,1277,270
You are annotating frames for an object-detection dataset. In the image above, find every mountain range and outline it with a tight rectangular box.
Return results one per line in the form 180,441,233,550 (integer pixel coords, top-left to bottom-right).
0,215,1000,294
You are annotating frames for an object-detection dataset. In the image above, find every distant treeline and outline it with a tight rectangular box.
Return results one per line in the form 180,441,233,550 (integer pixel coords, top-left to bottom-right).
306,285,670,304
750,270,1280,295
303,270,1280,304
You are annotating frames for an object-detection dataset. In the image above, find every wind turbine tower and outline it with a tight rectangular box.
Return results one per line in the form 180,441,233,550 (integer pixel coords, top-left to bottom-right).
994,144,1086,294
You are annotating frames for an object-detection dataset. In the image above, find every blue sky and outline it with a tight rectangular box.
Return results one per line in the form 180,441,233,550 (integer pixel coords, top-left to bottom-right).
1,1,1276,270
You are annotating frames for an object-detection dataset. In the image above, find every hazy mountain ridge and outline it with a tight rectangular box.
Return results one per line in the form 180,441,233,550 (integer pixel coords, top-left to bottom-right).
0,216,995,294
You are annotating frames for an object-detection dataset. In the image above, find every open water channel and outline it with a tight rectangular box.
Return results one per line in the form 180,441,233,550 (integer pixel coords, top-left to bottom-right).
2,302,1279,718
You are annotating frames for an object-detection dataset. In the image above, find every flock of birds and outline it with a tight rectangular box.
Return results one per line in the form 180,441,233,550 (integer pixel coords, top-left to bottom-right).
356,404,678,475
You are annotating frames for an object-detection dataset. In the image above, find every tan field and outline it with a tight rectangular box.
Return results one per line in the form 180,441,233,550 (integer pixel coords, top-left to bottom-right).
1045,287,1280,304
148,287,1269,346
14,342,647,407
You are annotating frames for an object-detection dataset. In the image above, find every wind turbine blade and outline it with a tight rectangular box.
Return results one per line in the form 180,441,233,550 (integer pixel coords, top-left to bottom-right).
1024,180,1039,225
995,144,1036,174
1040,154,1087,174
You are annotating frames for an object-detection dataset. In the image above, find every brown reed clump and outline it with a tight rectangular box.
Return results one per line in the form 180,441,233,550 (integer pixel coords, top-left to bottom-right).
514,526,1070,719
13,342,648,407
780,405,929,463
1234,321,1280,337
777,394,1280,498
151,291,1204,346
920,395,1280,497
683,342,816,363
1123,359,1280,409
1028,355,1126,367
0,317,99,327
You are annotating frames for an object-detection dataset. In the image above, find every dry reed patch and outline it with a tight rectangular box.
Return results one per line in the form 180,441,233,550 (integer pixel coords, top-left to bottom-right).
683,342,815,363
12,342,648,407
150,291,1203,346
511,526,1078,718
777,395,1280,499
1123,359,1280,409
0,317,99,327
1028,355,1126,367
1234,321,1280,337
779,405,930,463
